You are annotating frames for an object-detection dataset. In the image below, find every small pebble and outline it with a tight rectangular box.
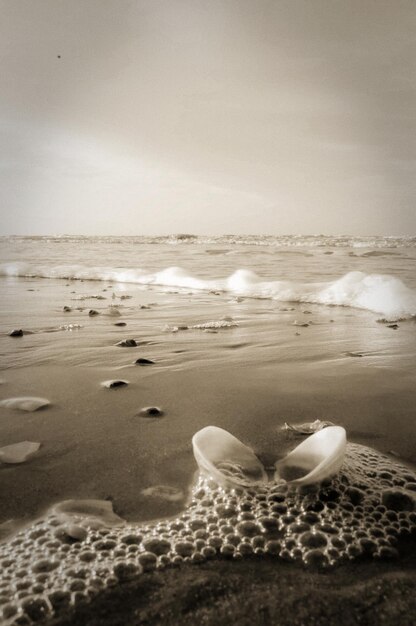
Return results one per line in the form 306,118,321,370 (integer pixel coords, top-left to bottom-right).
63,306,71,312
114,322,127,327
9,329,23,337
134,358,154,366
116,339,137,347
101,380,129,389
138,407,163,417
88,310,99,317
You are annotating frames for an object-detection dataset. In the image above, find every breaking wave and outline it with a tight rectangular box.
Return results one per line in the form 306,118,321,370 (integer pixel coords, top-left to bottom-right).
2,263,416,320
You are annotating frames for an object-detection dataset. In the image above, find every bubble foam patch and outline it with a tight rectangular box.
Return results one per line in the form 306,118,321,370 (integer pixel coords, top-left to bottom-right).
0,443,415,624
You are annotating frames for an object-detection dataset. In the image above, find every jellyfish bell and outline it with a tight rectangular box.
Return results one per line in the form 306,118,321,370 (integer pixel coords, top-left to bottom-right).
192,426,267,489
275,426,347,486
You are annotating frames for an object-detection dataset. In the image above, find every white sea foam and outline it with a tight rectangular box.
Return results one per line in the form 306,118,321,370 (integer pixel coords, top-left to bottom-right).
2,234,416,247
1,263,416,319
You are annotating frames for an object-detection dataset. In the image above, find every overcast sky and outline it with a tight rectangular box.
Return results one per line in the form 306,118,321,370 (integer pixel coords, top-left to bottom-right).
0,0,415,236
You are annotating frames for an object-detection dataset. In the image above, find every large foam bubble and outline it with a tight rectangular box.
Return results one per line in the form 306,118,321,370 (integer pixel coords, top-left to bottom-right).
0,443,415,624
2,262,416,319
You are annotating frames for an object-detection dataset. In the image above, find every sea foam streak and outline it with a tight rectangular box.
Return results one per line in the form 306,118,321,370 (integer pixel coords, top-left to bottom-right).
2,263,416,319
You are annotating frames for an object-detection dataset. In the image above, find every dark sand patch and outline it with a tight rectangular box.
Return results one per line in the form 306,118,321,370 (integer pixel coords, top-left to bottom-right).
49,541,416,626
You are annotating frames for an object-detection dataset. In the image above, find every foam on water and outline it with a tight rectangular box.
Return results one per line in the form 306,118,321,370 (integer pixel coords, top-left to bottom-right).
0,443,415,624
2,234,416,248
2,262,416,319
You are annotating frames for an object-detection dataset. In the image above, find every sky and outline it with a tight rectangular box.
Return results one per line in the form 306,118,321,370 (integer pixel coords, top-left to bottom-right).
0,0,415,236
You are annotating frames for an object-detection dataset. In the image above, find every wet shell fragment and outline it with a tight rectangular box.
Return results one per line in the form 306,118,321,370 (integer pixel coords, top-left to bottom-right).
282,419,335,435
275,426,347,486
192,426,267,489
0,397,50,411
141,485,184,501
0,441,40,464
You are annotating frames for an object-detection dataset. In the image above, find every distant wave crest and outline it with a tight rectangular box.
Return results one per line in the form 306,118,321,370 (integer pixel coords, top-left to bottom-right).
1,262,415,320
2,234,416,248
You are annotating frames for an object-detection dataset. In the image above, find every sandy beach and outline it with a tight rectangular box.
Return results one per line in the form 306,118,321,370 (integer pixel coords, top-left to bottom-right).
0,237,415,624
2,0,416,622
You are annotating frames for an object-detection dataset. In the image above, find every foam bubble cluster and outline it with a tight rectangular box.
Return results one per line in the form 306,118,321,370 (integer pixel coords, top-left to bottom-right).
0,443,415,624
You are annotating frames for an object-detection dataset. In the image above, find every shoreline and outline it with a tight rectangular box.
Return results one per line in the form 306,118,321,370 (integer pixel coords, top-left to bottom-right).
1,255,415,625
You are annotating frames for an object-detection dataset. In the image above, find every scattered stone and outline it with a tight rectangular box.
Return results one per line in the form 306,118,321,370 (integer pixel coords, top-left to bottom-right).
88,310,99,317
139,305,150,309
293,321,309,328
101,380,129,389
63,306,72,312
116,339,137,347
138,406,163,417
0,441,40,464
9,329,23,337
134,358,154,366
0,397,50,412
345,352,363,357
114,322,127,327
387,324,399,330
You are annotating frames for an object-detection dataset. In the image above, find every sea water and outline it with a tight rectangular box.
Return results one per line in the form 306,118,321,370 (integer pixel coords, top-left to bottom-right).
1,234,416,319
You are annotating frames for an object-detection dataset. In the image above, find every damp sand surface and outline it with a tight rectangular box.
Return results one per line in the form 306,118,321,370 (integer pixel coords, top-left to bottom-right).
48,543,416,626
0,240,416,623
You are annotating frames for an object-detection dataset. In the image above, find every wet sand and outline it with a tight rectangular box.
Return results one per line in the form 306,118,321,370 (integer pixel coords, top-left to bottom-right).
1,274,416,624
49,544,416,626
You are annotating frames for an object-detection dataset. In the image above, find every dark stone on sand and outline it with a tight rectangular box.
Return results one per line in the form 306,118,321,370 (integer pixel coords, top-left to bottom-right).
138,406,163,417
63,306,72,312
89,310,99,317
116,339,137,347
135,358,154,366
114,322,127,327
9,329,23,337
387,324,399,329
103,380,129,389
